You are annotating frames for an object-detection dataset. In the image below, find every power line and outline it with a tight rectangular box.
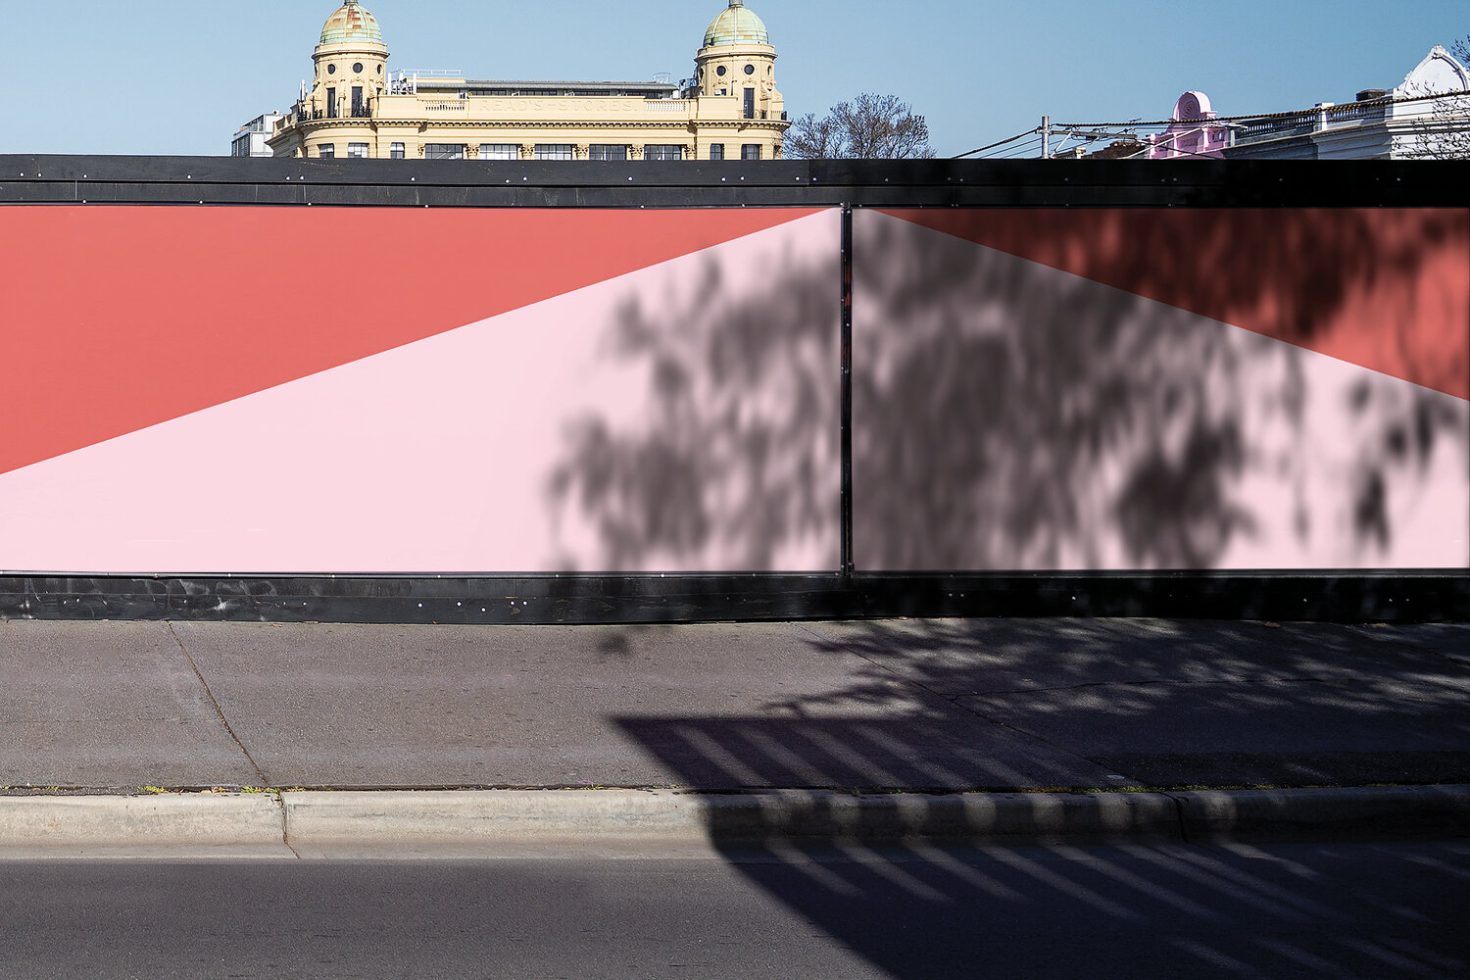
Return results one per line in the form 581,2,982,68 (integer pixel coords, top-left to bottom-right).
1117,137,1221,161
954,88,1469,162
967,136,1045,160
952,129,1038,159
990,136,1047,160
983,136,1045,159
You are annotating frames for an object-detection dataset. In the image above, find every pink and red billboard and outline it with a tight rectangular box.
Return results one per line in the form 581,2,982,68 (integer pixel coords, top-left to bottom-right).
853,208,1469,571
1,203,1465,576
0,206,841,574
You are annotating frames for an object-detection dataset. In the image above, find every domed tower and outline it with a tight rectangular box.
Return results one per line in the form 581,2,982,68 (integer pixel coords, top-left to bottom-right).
695,1,784,124
309,1,389,120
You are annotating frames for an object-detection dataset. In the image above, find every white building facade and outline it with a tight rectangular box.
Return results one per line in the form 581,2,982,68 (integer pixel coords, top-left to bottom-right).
231,113,285,158
1225,46,1470,160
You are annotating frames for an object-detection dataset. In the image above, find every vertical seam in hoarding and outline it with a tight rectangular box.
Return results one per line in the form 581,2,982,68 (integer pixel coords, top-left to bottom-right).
840,204,855,579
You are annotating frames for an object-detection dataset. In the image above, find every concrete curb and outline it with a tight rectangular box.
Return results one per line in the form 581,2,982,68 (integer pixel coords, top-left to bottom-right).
282,791,714,842
2,786,1466,851
1170,785,1470,841
281,790,1185,844
0,794,285,847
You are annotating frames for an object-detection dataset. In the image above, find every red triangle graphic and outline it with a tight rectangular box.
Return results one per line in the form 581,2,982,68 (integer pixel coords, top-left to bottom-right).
884,208,1469,400
0,206,820,476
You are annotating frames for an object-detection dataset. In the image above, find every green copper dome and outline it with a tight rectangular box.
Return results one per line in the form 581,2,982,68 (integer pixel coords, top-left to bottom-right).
704,0,770,47
320,1,383,45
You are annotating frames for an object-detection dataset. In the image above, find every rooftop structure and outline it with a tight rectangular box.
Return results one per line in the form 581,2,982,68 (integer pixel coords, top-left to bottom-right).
1224,47,1469,159
705,0,770,46
230,112,284,158
263,1,790,162
1146,92,1230,160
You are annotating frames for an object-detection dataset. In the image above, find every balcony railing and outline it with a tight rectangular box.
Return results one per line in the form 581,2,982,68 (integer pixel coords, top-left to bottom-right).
1235,118,1315,144
288,100,375,123
1321,100,1389,127
1234,98,1393,145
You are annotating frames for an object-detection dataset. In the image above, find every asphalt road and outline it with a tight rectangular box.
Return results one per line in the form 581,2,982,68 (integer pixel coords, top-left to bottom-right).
1,841,1466,979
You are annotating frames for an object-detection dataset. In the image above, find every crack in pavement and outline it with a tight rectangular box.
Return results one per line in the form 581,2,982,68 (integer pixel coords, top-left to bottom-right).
166,622,269,788
279,796,303,860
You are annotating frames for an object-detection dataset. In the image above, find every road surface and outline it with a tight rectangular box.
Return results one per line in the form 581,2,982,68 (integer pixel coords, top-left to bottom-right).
2,840,1466,978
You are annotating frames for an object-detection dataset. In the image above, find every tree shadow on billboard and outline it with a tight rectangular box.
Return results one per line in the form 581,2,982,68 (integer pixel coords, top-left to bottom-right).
550,207,1468,575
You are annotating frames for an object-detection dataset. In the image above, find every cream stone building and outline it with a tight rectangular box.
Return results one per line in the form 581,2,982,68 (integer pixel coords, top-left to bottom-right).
266,0,789,162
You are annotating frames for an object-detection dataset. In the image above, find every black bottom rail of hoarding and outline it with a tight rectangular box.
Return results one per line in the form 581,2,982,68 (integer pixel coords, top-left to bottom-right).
0,573,1465,625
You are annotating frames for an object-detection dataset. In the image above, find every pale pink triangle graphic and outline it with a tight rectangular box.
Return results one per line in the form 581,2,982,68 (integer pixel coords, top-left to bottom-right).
0,212,842,575
852,211,1470,572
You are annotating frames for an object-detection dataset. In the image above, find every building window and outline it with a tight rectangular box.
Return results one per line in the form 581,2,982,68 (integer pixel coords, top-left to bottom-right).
318,144,336,159
717,65,727,77
328,64,337,75
326,88,338,118
352,86,365,117
588,144,628,161
744,88,755,119
425,144,466,160
478,143,519,160
348,143,369,159
741,144,761,160
709,144,725,161
353,62,364,74
231,135,251,158
644,145,683,161
744,64,756,75
534,144,575,160
390,142,406,160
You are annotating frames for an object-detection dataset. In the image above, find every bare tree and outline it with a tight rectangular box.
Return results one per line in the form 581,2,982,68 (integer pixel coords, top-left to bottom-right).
784,112,845,160
785,94,935,160
1409,35,1470,159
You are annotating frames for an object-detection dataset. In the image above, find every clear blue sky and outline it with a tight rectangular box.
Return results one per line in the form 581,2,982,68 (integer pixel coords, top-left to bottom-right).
0,0,1464,157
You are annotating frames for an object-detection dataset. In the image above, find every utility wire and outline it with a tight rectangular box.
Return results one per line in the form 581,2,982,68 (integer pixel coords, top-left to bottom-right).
952,129,1038,159
985,136,1045,159
1118,137,1223,161
969,136,1045,160
953,89,1467,164
992,137,1047,160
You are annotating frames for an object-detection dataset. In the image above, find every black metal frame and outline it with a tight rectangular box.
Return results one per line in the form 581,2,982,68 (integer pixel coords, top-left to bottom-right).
1,573,1464,624
839,202,855,580
3,156,1465,209
2,156,1467,624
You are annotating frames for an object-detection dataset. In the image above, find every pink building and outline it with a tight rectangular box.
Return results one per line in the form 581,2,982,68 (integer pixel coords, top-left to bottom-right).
1147,92,1230,159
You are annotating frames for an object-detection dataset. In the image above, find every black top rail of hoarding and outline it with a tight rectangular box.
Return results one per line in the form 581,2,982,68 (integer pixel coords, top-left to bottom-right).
1,156,1466,209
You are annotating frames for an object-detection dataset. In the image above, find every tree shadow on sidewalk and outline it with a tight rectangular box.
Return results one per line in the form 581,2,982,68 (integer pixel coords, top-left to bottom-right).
612,618,1470,976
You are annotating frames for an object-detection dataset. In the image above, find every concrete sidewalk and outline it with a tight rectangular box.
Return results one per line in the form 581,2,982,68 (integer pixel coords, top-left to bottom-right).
3,617,1467,794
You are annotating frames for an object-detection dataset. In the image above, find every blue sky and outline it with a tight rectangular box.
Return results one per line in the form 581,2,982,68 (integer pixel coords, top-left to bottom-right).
0,0,1464,157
